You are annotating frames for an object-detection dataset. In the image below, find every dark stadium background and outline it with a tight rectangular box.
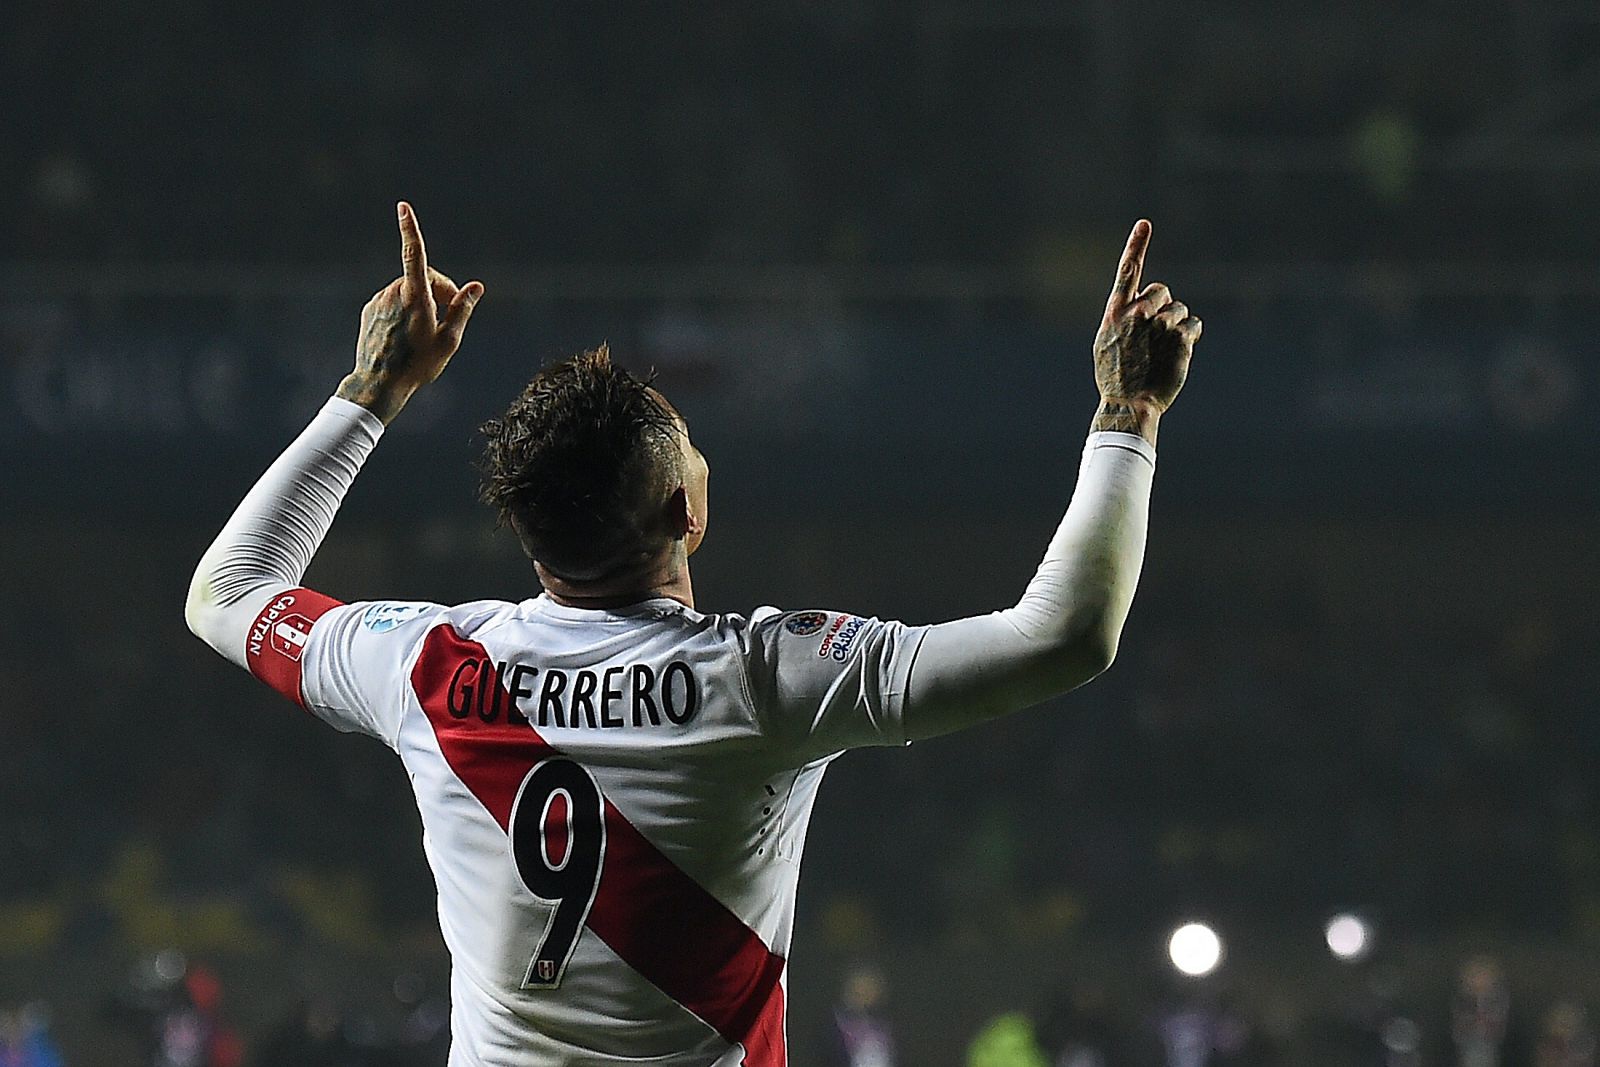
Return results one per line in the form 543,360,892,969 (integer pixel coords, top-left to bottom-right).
3,2,1599,1064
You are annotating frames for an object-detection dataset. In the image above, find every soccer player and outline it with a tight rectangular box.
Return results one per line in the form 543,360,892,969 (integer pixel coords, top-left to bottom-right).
185,203,1198,1066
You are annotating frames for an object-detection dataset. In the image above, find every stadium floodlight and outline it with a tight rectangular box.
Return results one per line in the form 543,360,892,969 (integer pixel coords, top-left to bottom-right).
1324,912,1372,962
153,949,186,984
1167,921,1223,977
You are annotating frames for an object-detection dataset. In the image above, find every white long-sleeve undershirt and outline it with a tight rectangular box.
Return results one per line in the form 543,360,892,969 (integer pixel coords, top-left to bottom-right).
898,432,1153,739
185,397,1156,742
185,397,384,666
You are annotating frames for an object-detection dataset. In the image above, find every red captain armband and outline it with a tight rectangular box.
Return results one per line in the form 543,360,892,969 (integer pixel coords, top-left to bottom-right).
244,588,344,707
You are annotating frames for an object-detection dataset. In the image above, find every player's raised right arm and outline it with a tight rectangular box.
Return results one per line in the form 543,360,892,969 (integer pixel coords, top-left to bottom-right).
898,220,1199,740
185,204,482,682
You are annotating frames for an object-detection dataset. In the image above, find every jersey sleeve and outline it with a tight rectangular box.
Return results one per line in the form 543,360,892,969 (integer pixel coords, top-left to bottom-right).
742,608,930,763
243,590,443,747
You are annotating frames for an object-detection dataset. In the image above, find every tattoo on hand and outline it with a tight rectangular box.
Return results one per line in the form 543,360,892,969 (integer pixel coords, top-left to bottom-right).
336,297,418,423
336,203,484,425
355,301,415,381
1090,222,1198,448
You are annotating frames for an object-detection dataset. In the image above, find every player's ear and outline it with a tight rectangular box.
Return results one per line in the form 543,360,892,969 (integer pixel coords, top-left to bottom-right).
666,486,703,540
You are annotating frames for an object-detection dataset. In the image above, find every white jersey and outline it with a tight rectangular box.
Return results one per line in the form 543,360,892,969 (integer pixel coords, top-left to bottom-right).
244,586,922,1066
188,396,1156,1067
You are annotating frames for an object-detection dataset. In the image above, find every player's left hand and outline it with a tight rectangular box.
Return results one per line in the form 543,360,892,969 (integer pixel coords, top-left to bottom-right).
337,201,485,424
1090,220,1199,444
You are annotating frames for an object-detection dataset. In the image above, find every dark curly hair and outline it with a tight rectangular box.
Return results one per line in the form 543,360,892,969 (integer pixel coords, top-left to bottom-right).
478,344,685,581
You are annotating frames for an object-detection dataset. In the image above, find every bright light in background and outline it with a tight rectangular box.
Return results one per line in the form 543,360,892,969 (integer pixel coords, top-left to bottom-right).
1167,922,1223,977
1324,912,1372,962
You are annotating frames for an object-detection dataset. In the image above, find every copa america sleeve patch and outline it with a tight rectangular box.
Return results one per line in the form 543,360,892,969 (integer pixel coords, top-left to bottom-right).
245,587,344,707
783,611,830,637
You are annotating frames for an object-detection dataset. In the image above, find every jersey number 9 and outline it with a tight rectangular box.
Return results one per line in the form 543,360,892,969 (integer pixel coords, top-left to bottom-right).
508,758,607,989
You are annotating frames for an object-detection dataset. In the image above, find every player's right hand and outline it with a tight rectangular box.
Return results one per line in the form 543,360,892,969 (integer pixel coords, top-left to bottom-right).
337,202,485,424
1091,220,1199,439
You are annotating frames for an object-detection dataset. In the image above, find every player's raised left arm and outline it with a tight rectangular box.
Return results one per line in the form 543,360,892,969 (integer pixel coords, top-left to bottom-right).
184,203,483,675
747,223,1199,763
898,220,1199,740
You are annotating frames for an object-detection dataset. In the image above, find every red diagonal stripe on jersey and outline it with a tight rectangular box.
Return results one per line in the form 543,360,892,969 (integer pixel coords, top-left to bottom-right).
410,624,786,1066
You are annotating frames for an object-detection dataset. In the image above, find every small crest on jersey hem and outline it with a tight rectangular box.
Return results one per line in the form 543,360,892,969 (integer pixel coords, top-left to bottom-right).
363,602,428,633
784,611,830,637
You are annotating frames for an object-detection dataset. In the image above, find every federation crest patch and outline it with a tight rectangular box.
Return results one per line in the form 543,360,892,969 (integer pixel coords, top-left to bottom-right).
270,614,314,662
244,587,343,709
784,611,830,637
363,602,428,633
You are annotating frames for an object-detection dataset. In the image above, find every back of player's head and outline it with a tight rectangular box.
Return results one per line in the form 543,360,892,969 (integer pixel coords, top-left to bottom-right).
479,344,686,581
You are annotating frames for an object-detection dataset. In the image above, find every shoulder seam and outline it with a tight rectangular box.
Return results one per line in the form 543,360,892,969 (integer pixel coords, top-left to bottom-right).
731,615,766,750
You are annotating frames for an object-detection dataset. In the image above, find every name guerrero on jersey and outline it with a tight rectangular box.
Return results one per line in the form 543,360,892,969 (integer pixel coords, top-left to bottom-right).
246,587,924,1067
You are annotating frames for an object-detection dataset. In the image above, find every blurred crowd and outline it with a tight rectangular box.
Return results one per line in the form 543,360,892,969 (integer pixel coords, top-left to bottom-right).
10,950,1600,1066
820,956,1600,1067
0,1005,62,1067
3,1,1596,273
5,950,447,1067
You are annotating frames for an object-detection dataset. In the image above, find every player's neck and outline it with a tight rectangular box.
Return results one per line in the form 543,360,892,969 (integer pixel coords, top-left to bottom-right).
535,555,696,612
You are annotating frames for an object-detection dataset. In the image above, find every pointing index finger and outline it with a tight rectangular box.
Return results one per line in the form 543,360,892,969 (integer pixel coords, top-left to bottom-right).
1104,219,1152,322
398,201,428,295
